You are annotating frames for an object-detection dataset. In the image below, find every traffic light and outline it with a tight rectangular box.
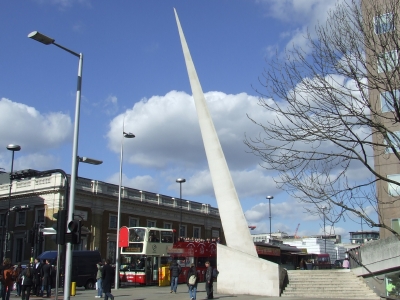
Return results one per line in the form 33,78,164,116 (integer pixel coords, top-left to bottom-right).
68,219,82,245
53,209,67,245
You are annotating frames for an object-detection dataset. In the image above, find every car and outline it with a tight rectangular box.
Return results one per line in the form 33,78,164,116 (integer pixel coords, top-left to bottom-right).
333,259,344,268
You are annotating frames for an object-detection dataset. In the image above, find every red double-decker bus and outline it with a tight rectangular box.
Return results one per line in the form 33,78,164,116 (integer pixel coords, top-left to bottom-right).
169,239,217,283
118,227,217,286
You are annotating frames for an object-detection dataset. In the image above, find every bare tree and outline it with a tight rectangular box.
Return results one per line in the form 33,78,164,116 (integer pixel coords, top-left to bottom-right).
245,0,400,236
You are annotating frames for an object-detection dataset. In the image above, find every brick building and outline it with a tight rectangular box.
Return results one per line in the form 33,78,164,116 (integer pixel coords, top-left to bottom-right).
0,170,222,263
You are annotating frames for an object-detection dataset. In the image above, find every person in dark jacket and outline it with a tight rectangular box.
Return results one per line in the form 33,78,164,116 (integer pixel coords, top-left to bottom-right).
19,264,34,300
32,258,42,297
40,260,52,298
205,261,213,299
101,259,114,300
186,263,198,300
169,261,181,294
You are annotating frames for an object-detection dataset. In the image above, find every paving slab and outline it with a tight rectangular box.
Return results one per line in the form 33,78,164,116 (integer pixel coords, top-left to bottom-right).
33,283,380,300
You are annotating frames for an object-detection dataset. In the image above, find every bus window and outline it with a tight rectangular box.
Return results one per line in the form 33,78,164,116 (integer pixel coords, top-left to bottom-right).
197,257,216,267
136,258,145,270
161,231,173,243
130,228,145,242
149,230,160,242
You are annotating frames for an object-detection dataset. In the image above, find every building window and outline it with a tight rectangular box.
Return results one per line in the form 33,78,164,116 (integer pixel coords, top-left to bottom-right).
179,225,187,238
385,131,400,153
128,217,138,227
374,13,394,35
16,211,26,226
109,215,117,229
108,241,116,264
193,227,201,239
0,214,6,226
211,229,220,238
164,223,172,229
14,237,24,264
147,220,156,228
391,219,400,234
36,209,45,224
387,174,400,196
381,90,400,113
377,50,398,73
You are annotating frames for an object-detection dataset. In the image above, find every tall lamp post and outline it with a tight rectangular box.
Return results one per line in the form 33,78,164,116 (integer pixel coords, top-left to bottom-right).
28,31,83,300
115,130,135,290
176,178,186,238
1,144,21,262
322,206,327,253
266,196,273,241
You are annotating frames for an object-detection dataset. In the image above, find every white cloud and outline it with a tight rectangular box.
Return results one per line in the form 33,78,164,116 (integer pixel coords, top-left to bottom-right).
14,153,59,171
34,0,92,9
163,166,279,199
257,0,343,53
106,173,159,193
244,199,316,224
107,90,265,171
0,98,72,153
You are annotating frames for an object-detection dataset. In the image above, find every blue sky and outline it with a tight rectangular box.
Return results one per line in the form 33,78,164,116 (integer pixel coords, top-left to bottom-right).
0,0,371,242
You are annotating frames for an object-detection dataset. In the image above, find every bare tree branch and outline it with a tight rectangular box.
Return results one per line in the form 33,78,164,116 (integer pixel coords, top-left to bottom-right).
245,0,400,237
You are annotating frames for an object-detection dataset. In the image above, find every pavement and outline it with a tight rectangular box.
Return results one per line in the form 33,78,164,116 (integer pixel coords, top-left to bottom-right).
29,283,377,300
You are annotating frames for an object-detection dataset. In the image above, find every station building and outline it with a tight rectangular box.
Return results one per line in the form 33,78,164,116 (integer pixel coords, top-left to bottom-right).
0,170,222,264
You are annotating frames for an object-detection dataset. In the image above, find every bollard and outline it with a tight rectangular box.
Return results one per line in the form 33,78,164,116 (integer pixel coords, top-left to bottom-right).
71,282,76,296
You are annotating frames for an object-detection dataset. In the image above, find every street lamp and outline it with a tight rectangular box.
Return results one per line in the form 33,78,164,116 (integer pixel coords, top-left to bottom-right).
1,144,21,262
28,30,83,300
322,206,327,253
176,178,186,238
115,131,135,290
266,196,273,241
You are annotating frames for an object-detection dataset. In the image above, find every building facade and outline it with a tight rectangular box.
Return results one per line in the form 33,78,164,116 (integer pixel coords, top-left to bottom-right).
349,230,380,244
0,170,223,264
362,0,400,239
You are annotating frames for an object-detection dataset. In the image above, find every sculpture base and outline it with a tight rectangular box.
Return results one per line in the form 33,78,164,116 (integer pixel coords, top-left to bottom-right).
216,244,281,297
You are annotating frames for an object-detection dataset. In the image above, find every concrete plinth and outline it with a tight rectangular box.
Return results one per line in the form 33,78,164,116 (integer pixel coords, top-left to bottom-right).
217,244,280,297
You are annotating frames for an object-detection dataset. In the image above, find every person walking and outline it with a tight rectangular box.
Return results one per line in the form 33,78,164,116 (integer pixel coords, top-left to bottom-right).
342,257,350,269
186,263,197,300
14,263,22,297
169,260,181,294
95,262,103,298
19,264,33,300
40,260,52,298
101,259,114,300
299,258,306,270
2,258,16,300
205,261,214,299
32,258,42,297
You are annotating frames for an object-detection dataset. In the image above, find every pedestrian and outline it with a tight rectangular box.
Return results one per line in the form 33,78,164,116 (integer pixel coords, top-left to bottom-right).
169,260,181,294
342,257,350,269
2,258,16,300
14,263,22,297
32,258,42,297
186,263,197,300
40,260,52,298
95,262,103,298
204,261,214,299
101,259,114,300
299,258,306,270
19,264,33,300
